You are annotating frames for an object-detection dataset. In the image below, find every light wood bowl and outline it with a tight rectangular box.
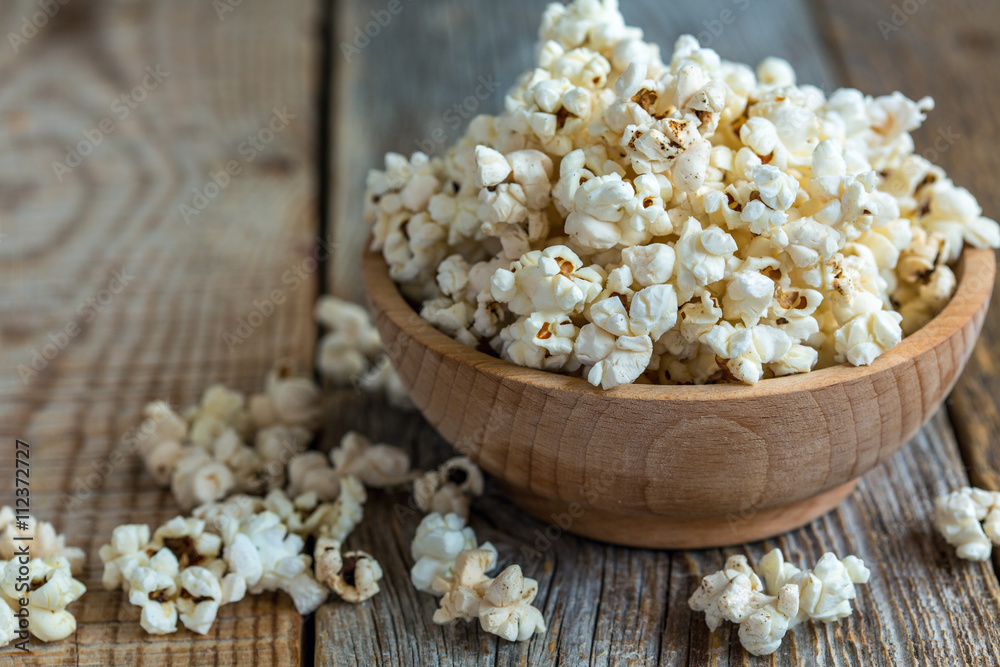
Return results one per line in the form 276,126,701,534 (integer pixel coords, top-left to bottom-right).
363,248,995,548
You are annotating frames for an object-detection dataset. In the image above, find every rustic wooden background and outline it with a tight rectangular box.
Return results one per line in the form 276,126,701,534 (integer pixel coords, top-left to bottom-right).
1,0,999,665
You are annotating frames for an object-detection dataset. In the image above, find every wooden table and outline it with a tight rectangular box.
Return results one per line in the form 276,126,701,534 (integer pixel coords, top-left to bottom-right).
2,0,999,664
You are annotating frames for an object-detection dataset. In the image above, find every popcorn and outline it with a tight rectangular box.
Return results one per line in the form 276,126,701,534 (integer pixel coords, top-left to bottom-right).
329,431,412,488
222,511,327,615
491,245,604,316
0,556,85,642
413,457,485,518
0,507,85,574
410,513,496,594
432,548,499,624
315,546,383,603
248,362,322,430
477,565,547,642
690,549,870,656
364,0,999,388
430,551,545,642
934,487,1000,561
833,310,903,367
185,384,250,449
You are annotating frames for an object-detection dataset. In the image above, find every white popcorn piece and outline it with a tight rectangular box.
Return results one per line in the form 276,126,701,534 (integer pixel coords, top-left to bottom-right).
222,511,328,615
477,565,547,642
498,312,579,371
413,457,485,519
738,584,800,656
172,448,237,510
934,487,1000,561
673,217,738,303
137,400,189,458
314,295,385,389
287,451,340,500
0,507,85,574
491,245,605,316
185,384,250,449
432,548,499,624
833,310,903,367
410,513,496,595
99,523,152,590
688,555,768,630
316,545,384,604
248,362,322,430
0,556,86,642
621,243,675,287
0,598,16,647
330,431,412,488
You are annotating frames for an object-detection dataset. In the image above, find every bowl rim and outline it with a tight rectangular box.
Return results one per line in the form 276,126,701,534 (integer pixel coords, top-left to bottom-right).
363,246,995,402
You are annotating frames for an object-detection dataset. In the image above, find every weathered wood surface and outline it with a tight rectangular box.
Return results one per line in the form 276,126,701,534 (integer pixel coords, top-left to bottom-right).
1,0,998,665
0,0,320,664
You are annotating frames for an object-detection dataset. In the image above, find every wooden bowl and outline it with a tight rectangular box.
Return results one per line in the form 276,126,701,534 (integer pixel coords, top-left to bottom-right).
363,248,995,548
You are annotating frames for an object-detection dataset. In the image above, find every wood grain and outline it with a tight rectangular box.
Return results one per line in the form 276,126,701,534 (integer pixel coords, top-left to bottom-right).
0,0,320,664
812,0,1000,492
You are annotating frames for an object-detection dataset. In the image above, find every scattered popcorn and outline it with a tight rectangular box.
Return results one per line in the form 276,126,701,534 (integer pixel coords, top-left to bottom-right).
315,546,384,603
934,486,1000,561
477,565,547,642
0,507,85,574
248,361,322,430
0,556,86,642
314,295,414,409
413,457,485,518
329,431,412,488
690,549,870,656
429,549,545,642
222,511,328,615
410,513,496,594
364,0,999,388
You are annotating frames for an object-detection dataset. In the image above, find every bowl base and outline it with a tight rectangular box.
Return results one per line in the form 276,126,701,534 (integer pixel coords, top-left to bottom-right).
500,480,859,549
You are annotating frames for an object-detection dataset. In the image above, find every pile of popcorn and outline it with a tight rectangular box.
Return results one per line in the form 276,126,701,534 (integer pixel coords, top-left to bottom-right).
314,296,413,409
101,423,418,636
0,509,87,646
934,486,1000,561
406,462,547,642
365,0,1000,388
689,549,870,656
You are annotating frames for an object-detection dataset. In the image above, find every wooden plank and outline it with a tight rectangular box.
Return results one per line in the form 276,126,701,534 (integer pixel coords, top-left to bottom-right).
811,0,1000,491
0,0,320,664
